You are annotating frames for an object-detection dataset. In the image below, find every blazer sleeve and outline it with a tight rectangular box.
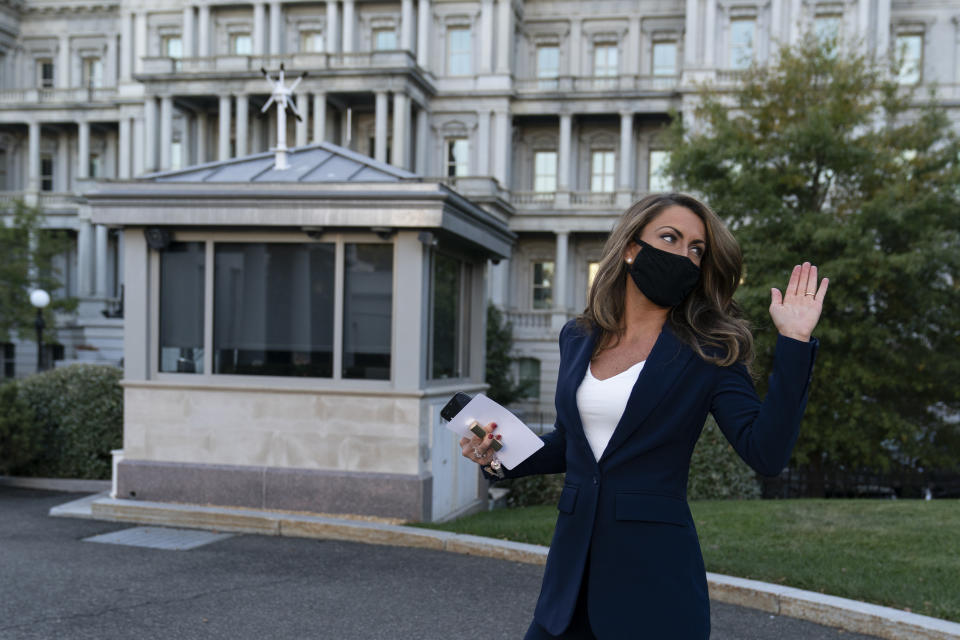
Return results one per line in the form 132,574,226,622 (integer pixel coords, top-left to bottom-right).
709,334,819,478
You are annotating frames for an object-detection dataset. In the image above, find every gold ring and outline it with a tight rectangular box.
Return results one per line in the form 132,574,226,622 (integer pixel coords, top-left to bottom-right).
804,292,816,296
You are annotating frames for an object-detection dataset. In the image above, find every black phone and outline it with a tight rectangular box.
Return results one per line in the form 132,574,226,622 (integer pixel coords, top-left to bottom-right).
440,392,473,422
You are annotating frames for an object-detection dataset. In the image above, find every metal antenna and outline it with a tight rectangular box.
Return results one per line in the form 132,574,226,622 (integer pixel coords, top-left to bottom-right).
260,66,307,170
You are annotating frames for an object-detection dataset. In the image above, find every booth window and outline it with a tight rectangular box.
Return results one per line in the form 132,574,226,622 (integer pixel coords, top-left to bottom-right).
342,243,393,380
214,242,335,377
159,242,205,373
430,251,466,379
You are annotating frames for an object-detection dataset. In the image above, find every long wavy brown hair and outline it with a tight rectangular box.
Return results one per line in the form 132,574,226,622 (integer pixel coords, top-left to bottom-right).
579,193,753,367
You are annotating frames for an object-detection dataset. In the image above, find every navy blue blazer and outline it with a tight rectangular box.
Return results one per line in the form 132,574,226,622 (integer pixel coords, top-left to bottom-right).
501,319,818,639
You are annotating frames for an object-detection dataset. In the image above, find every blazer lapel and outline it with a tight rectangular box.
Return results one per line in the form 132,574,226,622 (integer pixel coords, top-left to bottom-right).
556,323,598,457
598,324,694,464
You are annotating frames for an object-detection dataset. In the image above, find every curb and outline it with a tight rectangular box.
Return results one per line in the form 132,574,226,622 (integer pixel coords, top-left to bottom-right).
55,495,960,640
0,475,112,493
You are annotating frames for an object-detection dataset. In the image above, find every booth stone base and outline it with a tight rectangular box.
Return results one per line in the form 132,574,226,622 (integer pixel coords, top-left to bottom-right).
116,459,433,522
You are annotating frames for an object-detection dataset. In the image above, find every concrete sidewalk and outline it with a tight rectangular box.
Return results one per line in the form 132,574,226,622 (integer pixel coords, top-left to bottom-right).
45,489,960,640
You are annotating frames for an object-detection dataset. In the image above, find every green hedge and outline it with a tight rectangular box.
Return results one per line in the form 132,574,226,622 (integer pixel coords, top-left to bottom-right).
0,381,42,475
499,416,760,506
3,364,123,480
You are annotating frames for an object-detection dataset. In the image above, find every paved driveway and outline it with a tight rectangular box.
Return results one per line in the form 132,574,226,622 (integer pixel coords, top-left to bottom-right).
0,487,879,640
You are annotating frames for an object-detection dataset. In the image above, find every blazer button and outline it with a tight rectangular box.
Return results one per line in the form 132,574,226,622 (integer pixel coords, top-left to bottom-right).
592,475,599,485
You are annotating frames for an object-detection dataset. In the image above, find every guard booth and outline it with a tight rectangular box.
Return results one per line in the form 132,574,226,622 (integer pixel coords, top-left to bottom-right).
88,142,514,522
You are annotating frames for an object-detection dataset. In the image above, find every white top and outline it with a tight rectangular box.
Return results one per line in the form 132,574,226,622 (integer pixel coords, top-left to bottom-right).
577,359,645,461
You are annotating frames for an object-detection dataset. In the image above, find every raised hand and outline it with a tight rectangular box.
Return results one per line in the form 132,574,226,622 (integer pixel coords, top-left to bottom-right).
769,262,828,342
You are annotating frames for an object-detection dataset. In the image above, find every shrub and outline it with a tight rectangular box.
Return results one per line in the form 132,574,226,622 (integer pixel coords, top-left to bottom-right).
16,364,123,479
687,417,762,500
502,473,565,508
0,381,42,475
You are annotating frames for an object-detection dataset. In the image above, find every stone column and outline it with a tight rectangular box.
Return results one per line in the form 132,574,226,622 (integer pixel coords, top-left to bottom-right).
554,230,569,314
160,95,173,170
704,0,717,69
479,0,494,74
95,224,108,298
57,131,70,190
401,0,415,52
493,109,510,186
374,90,388,163
198,5,211,57
57,36,70,88
77,221,93,296
876,0,891,56
788,0,802,45
342,0,355,52
118,117,132,178
326,1,340,54
476,110,490,175
26,121,40,192
684,0,699,67
133,117,145,175
78,120,91,180
218,95,232,160
269,1,283,55
106,33,119,86
120,12,133,81
415,105,428,174
772,0,784,49
569,19,581,76
143,97,158,172
417,0,430,67
253,3,266,55
296,93,309,146
618,111,633,191
196,111,208,163
183,6,196,58
235,95,248,156
312,93,327,143
391,92,409,168
134,12,147,74
495,0,513,74
626,16,640,75
558,113,572,191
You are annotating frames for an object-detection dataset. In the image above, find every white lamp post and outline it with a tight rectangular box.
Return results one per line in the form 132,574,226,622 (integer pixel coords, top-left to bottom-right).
30,289,50,372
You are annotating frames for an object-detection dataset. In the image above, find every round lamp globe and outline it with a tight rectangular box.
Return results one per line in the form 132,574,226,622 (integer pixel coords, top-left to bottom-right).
30,289,51,309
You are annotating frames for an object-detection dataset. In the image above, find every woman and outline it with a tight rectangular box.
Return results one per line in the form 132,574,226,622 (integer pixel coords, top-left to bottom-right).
461,193,828,639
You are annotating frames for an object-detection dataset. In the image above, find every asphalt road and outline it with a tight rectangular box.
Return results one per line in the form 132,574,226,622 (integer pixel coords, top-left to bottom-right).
0,487,880,640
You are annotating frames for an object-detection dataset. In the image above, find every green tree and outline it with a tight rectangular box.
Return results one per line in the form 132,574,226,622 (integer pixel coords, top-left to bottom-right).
485,303,526,406
0,200,75,343
666,36,960,478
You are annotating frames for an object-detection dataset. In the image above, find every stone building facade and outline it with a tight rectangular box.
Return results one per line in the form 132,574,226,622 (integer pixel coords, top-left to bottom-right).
2,0,959,423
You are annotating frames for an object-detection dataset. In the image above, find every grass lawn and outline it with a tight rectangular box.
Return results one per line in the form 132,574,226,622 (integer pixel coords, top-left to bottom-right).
418,499,960,623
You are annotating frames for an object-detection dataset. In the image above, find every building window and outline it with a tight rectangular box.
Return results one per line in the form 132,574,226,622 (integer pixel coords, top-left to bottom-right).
534,151,557,192
163,36,183,58
38,60,54,88
214,242,336,377
446,138,469,177
82,57,103,88
40,155,54,191
532,261,554,309
373,28,397,50
537,45,559,78
648,150,671,192
171,140,183,170
159,242,205,374
1,343,14,379
814,14,842,44
342,243,393,380
587,260,600,295
896,34,923,85
590,150,615,193
593,42,618,77
517,357,541,399
729,18,756,69
231,33,253,55
430,251,467,380
300,30,324,53
89,154,101,178
652,41,677,76
447,26,472,76
0,150,7,190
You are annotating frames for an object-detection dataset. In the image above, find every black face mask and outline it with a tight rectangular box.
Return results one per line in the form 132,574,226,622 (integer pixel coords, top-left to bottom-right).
628,239,701,308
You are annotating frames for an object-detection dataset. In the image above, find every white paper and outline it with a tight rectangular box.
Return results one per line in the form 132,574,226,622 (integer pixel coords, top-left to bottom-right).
443,393,545,470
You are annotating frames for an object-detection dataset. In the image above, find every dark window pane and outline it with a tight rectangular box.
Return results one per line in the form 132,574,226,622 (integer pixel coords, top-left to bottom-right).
431,252,460,379
159,242,205,373
214,243,335,377
343,244,392,380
